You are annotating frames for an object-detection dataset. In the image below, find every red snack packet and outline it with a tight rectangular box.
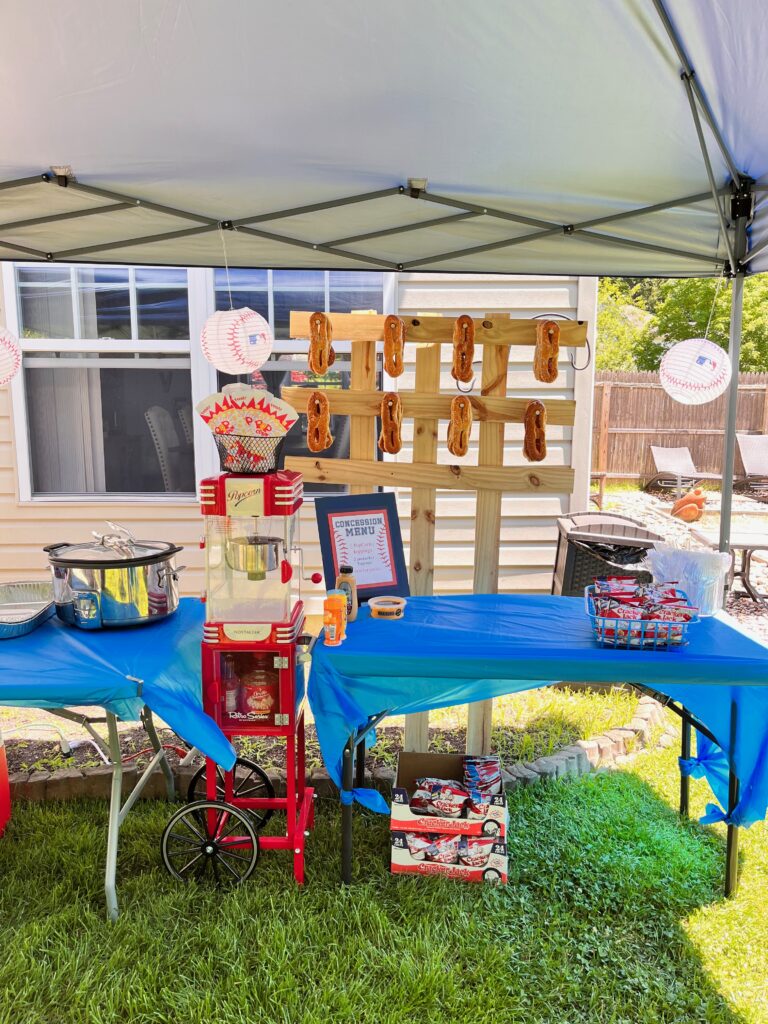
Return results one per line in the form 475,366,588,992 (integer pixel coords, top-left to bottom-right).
424,834,460,865
458,836,496,867
405,832,434,861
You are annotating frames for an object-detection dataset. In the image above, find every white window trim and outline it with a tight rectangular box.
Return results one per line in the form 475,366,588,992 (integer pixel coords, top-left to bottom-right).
7,263,394,504
6,260,201,504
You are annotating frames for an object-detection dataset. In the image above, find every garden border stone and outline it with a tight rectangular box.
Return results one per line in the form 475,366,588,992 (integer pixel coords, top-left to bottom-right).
6,692,673,805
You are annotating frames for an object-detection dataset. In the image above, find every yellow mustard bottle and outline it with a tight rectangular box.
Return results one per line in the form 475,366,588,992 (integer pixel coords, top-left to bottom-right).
335,565,359,622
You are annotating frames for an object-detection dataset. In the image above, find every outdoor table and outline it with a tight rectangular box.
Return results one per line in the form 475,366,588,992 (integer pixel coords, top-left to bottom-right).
0,598,234,920
308,594,768,894
690,527,768,604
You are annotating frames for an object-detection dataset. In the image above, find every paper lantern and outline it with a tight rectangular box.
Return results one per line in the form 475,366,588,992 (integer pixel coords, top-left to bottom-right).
660,338,732,406
0,328,21,387
200,308,273,374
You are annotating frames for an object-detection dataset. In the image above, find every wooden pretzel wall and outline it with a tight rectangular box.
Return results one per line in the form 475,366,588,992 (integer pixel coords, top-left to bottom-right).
283,311,588,754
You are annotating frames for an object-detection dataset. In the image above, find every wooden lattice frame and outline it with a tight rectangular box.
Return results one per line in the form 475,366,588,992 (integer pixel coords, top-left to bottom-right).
284,311,588,754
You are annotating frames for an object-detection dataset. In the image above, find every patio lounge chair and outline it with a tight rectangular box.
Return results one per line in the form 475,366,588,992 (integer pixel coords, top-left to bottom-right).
644,445,720,492
736,434,768,497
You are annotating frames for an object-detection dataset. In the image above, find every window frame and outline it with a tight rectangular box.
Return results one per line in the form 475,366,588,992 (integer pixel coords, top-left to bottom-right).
6,262,395,504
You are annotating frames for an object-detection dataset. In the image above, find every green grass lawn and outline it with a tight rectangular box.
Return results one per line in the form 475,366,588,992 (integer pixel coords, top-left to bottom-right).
0,716,766,1024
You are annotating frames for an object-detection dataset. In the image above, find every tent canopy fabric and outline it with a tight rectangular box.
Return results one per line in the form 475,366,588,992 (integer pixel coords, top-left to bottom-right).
0,0,766,277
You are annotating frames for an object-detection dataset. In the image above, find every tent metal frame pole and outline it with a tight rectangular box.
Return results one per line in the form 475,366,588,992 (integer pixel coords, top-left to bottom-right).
0,203,134,234
681,73,737,271
61,179,218,225
234,223,399,270
650,0,741,184
55,223,220,260
231,186,405,227
0,175,48,192
324,211,481,247
719,210,749,556
741,234,768,266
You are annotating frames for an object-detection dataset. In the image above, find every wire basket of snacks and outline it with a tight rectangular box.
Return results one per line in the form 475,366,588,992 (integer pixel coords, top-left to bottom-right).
213,433,286,474
585,577,699,649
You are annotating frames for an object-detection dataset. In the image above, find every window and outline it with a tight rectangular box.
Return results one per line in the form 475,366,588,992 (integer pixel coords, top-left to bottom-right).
212,269,387,494
9,265,391,501
10,265,196,498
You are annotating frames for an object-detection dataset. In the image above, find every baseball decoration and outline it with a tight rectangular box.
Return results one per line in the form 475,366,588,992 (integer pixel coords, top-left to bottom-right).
200,308,273,375
660,338,732,406
0,328,21,387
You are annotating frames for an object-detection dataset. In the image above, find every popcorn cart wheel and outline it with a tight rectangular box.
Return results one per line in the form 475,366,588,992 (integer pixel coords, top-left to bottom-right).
161,800,259,884
186,757,275,832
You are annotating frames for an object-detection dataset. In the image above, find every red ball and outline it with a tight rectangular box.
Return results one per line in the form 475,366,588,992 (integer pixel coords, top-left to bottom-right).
310,573,323,585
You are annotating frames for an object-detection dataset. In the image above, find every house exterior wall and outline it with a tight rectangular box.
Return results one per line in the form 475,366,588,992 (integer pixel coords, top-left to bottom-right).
0,271,596,611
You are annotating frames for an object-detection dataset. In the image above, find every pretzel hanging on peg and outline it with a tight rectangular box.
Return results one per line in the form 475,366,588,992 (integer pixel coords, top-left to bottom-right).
451,314,475,384
306,391,334,452
533,320,560,383
308,311,336,375
378,392,403,455
523,400,547,463
447,395,473,458
383,315,406,377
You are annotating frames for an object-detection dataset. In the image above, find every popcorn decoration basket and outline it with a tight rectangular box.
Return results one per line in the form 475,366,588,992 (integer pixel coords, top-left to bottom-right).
585,585,699,649
214,434,286,474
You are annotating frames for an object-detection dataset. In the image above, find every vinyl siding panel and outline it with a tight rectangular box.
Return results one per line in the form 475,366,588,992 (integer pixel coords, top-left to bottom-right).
0,272,596,613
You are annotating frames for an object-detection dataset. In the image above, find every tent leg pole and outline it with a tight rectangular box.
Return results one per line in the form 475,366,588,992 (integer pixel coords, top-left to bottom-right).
719,206,750,568
341,737,354,884
725,700,740,898
679,719,691,817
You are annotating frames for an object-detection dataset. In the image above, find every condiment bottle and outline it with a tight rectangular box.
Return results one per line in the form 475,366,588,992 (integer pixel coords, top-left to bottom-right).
323,596,343,646
221,654,240,719
326,590,348,639
335,564,358,622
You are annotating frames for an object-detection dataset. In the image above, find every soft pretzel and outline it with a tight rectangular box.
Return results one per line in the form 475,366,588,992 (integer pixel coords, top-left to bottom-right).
378,392,403,455
306,391,334,452
308,312,336,375
451,314,475,384
447,395,473,458
533,320,560,383
523,400,547,462
383,315,405,377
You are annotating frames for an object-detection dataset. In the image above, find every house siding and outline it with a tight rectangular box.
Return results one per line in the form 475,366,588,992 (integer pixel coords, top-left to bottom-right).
0,272,596,611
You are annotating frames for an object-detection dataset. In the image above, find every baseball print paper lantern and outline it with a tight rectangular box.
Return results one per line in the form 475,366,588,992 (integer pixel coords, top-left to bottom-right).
660,338,732,406
0,328,21,387
200,308,273,375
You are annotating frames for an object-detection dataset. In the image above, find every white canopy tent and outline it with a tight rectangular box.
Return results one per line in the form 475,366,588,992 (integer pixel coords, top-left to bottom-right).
1,0,766,547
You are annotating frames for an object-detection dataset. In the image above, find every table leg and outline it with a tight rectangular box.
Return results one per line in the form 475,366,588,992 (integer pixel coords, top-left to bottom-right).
725,700,740,898
141,707,175,800
104,712,123,922
679,718,691,818
341,736,354,885
355,736,365,789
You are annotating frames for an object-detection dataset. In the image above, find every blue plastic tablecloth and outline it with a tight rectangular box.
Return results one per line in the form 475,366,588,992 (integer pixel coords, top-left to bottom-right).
0,597,235,770
308,594,768,825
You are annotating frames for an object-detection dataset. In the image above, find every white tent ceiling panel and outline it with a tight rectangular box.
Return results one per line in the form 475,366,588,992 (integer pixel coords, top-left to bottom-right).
0,0,765,275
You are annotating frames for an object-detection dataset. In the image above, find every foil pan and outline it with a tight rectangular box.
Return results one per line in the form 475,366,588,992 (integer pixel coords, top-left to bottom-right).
0,581,55,640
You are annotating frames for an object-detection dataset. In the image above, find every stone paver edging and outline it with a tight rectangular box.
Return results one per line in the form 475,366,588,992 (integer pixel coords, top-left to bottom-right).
7,693,672,804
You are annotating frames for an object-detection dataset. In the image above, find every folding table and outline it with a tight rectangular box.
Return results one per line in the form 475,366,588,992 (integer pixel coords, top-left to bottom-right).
0,598,234,920
308,594,768,894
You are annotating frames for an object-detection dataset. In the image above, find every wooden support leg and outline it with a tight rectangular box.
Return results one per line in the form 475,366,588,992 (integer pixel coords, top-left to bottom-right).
349,337,376,495
405,341,441,752
467,337,510,755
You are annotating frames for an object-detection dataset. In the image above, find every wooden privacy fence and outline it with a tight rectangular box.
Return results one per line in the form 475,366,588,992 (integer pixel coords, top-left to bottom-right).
593,371,768,481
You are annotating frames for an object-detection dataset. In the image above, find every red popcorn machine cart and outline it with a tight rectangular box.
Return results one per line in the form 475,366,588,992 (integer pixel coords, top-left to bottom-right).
161,387,320,885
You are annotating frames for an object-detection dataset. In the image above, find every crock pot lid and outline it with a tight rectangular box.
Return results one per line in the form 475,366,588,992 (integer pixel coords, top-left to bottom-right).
49,540,174,562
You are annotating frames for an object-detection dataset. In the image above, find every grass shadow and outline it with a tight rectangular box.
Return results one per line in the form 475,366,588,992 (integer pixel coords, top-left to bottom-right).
0,764,750,1024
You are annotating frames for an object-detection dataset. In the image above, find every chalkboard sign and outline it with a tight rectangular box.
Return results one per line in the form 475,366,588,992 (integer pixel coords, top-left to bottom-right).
314,492,410,600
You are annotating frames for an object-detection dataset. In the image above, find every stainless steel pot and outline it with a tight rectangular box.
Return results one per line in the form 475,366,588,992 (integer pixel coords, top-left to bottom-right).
44,523,184,629
224,536,283,582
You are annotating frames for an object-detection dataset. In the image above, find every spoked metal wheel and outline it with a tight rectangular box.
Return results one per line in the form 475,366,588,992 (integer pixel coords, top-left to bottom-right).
161,800,259,884
187,757,275,831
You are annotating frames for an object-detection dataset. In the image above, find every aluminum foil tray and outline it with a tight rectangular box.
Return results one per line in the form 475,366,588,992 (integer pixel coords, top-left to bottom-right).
0,580,55,639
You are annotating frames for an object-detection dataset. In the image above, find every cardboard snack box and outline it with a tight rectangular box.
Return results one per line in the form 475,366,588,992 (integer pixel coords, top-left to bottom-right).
391,831,508,885
391,751,508,838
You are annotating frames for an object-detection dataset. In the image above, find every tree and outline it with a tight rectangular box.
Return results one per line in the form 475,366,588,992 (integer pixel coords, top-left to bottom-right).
632,276,768,372
595,278,650,370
